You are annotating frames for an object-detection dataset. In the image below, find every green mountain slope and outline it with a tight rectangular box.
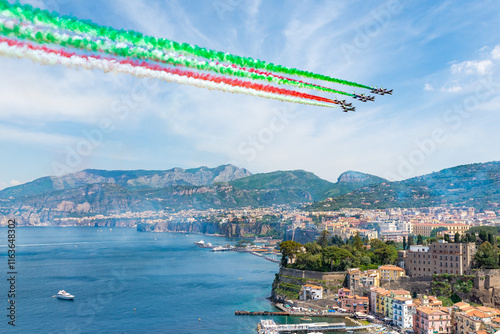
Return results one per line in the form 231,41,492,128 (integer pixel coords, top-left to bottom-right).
307,161,500,211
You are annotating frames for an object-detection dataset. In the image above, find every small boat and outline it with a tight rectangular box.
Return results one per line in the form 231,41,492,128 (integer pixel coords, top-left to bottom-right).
56,290,74,300
300,317,312,321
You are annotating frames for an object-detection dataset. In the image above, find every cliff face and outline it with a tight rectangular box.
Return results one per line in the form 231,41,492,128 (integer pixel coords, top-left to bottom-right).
136,220,276,238
0,164,252,199
337,170,386,184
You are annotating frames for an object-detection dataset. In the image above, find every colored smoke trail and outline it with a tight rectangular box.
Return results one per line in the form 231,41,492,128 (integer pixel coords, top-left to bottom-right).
0,18,353,99
0,37,337,108
0,0,373,90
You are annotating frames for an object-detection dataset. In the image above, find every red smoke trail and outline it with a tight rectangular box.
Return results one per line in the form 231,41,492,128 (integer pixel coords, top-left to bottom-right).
0,37,336,105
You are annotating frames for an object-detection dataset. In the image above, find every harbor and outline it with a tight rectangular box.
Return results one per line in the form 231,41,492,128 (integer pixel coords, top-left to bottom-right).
257,319,382,334
195,239,282,263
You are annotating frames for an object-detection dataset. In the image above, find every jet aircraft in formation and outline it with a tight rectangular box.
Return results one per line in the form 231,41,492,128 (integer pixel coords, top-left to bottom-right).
335,99,356,112
352,93,375,102
370,87,393,95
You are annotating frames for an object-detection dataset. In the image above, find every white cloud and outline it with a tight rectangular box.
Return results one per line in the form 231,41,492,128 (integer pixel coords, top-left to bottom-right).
424,83,434,91
451,59,493,75
0,59,122,123
441,85,462,93
9,180,21,186
491,45,500,60
0,125,76,147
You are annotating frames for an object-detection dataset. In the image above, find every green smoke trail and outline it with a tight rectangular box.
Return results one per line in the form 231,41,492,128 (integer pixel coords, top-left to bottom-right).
0,19,354,97
0,0,373,90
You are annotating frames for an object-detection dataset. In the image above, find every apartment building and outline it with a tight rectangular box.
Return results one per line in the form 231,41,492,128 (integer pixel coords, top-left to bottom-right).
405,241,476,277
413,306,452,334
379,265,405,281
393,297,414,329
340,295,369,314
370,287,388,314
385,290,411,319
347,268,380,289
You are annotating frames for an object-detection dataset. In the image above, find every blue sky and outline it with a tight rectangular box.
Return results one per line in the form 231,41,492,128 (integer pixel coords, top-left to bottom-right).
1,0,500,189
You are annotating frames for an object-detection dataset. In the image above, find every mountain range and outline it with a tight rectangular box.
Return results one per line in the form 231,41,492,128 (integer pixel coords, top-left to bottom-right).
307,161,500,211
1,161,499,225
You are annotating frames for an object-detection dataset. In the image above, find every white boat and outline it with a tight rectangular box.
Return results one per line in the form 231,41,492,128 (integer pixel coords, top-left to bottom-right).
56,290,74,300
195,240,213,248
210,246,231,252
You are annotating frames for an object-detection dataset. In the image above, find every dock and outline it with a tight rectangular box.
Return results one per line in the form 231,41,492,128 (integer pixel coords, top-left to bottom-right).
236,310,352,318
236,303,353,318
257,320,382,333
236,311,289,316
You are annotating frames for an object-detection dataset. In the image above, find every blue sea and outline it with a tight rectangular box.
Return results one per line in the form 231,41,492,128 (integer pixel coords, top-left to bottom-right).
0,227,350,334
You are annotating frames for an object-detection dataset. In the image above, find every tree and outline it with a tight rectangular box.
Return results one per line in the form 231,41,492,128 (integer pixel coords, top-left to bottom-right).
317,230,331,248
474,241,499,269
304,242,322,255
408,235,414,247
361,256,371,266
444,234,451,243
279,240,302,267
479,230,488,244
417,234,424,245
385,240,396,247
403,236,407,250
455,233,461,243
427,237,437,245
373,245,398,265
322,246,354,271
331,234,344,247
370,238,386,251
430,227,447,238
352,232,364,252
294,252,322,271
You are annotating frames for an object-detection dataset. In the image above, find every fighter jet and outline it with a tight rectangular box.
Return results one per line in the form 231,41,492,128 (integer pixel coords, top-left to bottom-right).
370,87,393,95
335,99,353,108
353,93,374,102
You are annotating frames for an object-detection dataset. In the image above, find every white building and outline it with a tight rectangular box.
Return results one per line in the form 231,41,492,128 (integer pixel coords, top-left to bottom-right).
393,297,414,329
300,284,323,301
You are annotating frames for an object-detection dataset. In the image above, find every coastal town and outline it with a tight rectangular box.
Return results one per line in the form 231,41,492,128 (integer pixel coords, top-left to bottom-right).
180,204,500,333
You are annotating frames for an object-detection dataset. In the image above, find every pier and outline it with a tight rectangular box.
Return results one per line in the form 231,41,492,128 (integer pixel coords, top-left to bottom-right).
236,303,354,318
235,310,352,318
236,311,289,316
257,319,382,333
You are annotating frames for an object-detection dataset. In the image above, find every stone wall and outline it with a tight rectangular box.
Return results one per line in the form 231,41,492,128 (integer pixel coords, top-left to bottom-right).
279,267,346,281
471,269,500,307
380,276,433,295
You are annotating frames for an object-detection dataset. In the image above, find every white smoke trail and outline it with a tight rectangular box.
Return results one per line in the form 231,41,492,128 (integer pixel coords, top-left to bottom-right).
0,40,336,108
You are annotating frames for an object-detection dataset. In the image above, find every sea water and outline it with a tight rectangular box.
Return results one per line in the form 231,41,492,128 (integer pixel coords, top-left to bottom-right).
0,227,349,334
